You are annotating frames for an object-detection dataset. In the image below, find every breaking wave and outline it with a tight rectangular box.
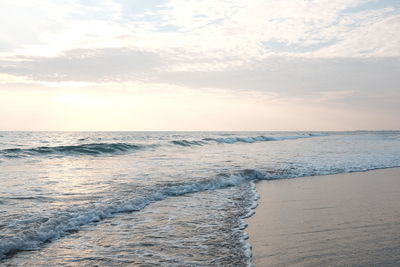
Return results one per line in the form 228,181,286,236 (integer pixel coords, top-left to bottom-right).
0,169,263,259
203,134,313,144
0,133,327,159
170,140,206,146
0,163,392,260
173,133,327,146
0,143,147,158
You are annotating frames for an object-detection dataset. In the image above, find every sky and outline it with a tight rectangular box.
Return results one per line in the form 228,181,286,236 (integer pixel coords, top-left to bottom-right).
0,0,399,131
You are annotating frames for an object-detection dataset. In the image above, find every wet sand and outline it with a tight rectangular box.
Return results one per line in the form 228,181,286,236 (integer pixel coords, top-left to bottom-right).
247,168,400,266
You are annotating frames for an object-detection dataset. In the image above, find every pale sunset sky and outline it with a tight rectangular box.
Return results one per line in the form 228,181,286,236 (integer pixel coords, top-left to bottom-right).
0,0,399,131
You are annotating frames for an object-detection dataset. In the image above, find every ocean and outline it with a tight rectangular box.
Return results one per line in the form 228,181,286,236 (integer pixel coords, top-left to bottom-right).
0,131,399,266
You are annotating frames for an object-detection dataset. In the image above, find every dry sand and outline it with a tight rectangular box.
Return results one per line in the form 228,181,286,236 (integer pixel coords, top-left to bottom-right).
247,168,400,266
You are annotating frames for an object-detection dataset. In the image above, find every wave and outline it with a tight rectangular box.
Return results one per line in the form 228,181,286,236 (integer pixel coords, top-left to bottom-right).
203,134,325,144
1,163,393,260
0,143,147,158
0,133,327,159
0,169,265,259
308,133,327,137
171,133,327,147
170,140,206,146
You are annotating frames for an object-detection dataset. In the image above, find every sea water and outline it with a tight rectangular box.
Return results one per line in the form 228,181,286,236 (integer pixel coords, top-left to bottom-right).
0,131,399,266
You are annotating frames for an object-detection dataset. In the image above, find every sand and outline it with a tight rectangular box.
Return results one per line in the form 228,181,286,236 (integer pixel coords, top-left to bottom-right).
246,168,400,266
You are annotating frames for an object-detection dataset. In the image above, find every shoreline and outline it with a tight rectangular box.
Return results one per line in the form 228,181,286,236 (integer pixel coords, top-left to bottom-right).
246,167,400,266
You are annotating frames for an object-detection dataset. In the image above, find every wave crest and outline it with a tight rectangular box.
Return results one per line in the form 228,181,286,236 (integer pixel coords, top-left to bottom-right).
0,163,394,260
0,133,328,158
0,143,145,158
171,133,327,147
203,134,324,144
0,168,267,259
170,140,205,146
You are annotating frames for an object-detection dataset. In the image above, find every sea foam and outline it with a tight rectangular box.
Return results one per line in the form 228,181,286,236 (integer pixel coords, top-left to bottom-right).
0,163,391,260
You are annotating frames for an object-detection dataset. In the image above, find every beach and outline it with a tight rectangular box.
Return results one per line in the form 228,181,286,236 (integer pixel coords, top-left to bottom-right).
247,168,400,266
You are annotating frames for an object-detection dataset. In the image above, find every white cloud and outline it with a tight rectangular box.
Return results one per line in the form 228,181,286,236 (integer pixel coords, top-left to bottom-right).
313,13,400,57
2,0,399,63
1,0,399,130
0,0,127,57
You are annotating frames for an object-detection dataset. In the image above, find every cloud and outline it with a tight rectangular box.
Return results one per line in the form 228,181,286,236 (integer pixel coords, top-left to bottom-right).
0,0,399,117
1,0,399,130
313,13,400,57
0,48,163,82
158,57,400,95
1,46,399,101
1,0,399,60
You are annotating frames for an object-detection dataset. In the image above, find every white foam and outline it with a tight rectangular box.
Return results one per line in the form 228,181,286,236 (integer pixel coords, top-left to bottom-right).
0,170,265,259
3,162,399,259
205,134,326,144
